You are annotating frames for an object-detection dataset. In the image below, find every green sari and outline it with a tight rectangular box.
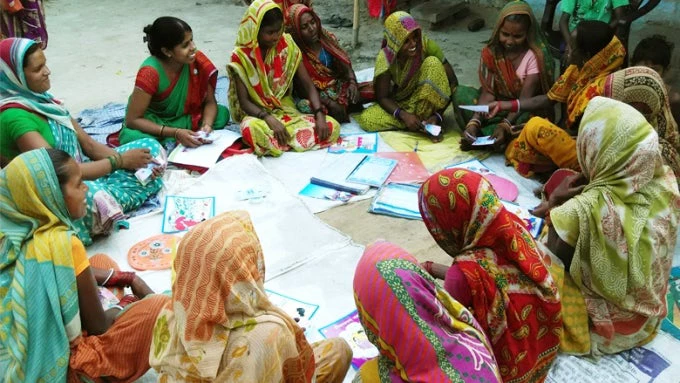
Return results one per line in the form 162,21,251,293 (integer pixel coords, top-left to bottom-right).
119,51,230,146
0,148,81,382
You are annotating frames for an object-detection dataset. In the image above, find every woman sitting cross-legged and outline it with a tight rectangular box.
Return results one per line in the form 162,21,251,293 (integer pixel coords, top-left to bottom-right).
532,97,680,355
227,0,341,157
418,168,562,383
287,3,373,122
352,241,502,383
0,148,169,382
0,37,163,245
149,211,353,382
121,16,230,148
355,11,460,142
458,0,555,152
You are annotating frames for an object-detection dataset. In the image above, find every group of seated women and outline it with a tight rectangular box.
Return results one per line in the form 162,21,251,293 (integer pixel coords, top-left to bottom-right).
2,0,680,382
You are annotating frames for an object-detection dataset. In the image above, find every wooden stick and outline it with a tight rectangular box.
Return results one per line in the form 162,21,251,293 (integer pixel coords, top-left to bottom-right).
352,0,360,48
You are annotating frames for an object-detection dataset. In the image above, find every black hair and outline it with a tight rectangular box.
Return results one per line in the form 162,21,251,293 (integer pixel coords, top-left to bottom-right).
22,43,41,68
504,13,531,30
143,17,192,59
261,8,283,29
46,148,73,186
575,21,614,58
632,35,674,69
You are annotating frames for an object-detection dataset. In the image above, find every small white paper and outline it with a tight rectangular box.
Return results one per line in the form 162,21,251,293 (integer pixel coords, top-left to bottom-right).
459,105,490,113
424,124,442,136
472,135,496,146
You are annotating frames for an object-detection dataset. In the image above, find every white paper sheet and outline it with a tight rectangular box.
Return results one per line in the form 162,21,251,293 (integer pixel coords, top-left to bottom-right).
459,104,490,113
167,129,241,168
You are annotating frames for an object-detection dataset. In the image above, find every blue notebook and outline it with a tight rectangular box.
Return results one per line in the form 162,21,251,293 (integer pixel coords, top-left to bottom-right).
346,156,398,187
369,183,421,220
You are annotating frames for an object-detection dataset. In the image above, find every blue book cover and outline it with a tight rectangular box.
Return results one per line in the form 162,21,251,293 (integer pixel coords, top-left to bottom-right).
346,156,398,187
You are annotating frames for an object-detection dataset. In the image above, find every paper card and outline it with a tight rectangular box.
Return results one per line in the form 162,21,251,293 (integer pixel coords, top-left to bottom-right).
445,159,495,175
424,124,442,136
318,310,379,370
501,201,544,238
162,195,215,233
299,183,354,202
168,129,241,169
471,135,496,146
328,133,378,154
459,105,489,113
98,287,120,310
346,156,398,187
265,289,320,321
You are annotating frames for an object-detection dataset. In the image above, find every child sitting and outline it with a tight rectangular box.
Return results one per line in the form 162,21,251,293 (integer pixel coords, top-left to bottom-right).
632,35,680,126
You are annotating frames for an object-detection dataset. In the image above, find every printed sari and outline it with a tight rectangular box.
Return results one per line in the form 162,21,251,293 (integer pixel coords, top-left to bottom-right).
0,38,162,245
455,0,555,136
353,241,501,383
0,148,168,382
287,4,373,115
355,11,449,132
505,36,626,177
150,211,352,382
227,0,340,157
119,50,230,146
0,0,48,48
419,169,562,383
551,97,680,355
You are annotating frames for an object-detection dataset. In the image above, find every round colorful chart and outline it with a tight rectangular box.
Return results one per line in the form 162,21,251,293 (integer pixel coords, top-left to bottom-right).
127,234,178,271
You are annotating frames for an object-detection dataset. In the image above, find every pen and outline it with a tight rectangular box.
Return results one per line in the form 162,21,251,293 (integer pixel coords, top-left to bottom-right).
414,141,419,152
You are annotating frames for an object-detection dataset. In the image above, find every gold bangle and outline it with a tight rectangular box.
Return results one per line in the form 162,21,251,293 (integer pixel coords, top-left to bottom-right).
174,129,180,140
159,125,166,137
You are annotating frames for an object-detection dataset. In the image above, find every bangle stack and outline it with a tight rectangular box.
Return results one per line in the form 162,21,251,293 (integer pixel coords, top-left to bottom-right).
510,99,520,113
106,153,123,171
312,107,324,115
257,110,268,119
467,118,481,128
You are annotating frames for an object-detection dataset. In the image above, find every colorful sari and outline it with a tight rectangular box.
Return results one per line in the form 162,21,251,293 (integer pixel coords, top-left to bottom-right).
227,0,340,157
287,4,373,115
150,211,352,382
505,36,626,177
0,0,47,48
0,38,163,245
355,12,449,132
119,50,230,146
0,148,169,382
419,169,562,383
602,66,680,182
454,0,554,136
550,97,679,355
353,241,501,383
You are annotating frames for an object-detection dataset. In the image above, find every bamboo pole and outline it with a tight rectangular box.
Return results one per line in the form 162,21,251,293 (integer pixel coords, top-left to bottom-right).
352,0,360,48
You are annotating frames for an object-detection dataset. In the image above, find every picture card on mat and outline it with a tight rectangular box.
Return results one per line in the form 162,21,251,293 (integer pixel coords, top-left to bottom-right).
319,310,379,369
162,195,215,233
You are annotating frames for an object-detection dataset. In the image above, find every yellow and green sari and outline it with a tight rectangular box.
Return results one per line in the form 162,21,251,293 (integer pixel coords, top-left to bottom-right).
227,0,340,157
355,11,450,132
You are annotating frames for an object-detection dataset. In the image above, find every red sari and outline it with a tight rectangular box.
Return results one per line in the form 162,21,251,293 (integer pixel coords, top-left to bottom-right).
419,169,562,383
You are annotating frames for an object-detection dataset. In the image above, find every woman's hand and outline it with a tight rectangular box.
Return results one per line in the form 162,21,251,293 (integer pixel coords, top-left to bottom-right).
265,115,291,146
460,119,481,151
120,148,153,170
347,82,359,104
175,129,203,148
490,120,512,152
315,114,331,142
531,172,587,217
130,276,154,299
200,123,213,135
400,111,424,132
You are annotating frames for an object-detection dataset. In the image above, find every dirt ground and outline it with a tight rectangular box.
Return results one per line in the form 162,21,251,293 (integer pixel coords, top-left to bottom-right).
44,0,679,263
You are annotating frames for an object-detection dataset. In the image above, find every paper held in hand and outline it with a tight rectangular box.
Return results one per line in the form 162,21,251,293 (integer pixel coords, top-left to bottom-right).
168,129,241,169
459,105,489,113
